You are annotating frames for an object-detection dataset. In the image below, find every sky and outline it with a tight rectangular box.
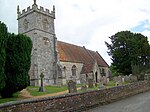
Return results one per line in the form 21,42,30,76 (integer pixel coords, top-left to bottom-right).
0,0,150,65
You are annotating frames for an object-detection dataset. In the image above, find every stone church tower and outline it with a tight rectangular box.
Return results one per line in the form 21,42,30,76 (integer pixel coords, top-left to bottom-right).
17,1,57,86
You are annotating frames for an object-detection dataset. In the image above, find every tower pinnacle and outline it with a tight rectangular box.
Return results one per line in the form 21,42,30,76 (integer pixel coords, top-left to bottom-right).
33,0,36,5
17,5,20,14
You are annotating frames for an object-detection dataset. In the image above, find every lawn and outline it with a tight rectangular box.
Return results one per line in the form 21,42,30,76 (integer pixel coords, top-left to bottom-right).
27,85,68,96
0,92,20,104
27,84,83,96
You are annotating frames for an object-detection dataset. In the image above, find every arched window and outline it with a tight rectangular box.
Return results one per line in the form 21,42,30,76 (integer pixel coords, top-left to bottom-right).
95,72,98,83
71,65,76,76
23,19,29,30
42,18,49,30
101,68,106,76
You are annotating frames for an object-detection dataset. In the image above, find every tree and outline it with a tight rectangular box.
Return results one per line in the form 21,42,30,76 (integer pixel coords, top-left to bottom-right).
105,31,150,77
109,65,122,77
1,34,32,98
0,21,7,91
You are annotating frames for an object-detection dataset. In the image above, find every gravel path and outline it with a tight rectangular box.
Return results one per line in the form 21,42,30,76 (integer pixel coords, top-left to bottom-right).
20,87,81,99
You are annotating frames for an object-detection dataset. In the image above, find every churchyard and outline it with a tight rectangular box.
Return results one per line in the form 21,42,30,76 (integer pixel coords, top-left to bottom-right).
0,75,132,104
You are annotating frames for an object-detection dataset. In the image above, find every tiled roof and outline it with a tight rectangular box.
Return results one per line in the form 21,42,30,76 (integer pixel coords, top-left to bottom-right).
88,50,109,67
57,41,109,74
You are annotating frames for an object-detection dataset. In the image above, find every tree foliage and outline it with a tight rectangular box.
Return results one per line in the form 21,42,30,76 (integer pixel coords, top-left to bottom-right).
0,21,7,91
0,34,32,98
0,21,32,98
105,31,150,76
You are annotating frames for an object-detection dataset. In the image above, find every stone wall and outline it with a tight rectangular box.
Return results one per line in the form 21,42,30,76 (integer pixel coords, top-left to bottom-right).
0,81,149,112
60,61,83,84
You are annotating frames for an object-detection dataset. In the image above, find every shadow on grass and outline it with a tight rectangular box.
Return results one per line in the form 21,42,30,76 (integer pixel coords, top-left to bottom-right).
0,92,20,104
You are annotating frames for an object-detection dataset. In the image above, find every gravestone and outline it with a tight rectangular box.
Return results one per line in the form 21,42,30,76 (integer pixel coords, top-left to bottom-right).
67,80,77,93
99,84,106,89
99,77,106,89
130,75,137,82
81,75,87,92
114,76,123,86
81,85,87,92
102,76,107,85
88,79,94,88
124,75,130,82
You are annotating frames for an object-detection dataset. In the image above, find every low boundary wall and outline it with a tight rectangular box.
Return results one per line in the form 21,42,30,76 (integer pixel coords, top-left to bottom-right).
0,81,150,112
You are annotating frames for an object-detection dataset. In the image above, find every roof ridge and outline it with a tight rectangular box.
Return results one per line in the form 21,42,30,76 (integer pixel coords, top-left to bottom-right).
57,40,84,49
96,51,109,67
83,47,95,62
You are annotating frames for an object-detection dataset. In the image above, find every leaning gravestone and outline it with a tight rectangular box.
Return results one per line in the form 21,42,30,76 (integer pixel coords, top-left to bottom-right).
88,79,94,88
67,80,77,93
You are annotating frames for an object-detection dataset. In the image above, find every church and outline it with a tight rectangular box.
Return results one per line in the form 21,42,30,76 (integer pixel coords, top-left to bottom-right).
17,1,110,86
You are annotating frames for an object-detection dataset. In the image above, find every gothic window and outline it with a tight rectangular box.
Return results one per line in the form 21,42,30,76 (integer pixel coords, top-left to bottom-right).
42,19,49,30
23,19,29,30
95,72,98,83
101,68,106,76
71,65,76,76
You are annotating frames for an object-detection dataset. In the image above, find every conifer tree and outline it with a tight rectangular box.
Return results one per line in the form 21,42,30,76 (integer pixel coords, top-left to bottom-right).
0,21,7,91
105,31,150,77
1,33,32,98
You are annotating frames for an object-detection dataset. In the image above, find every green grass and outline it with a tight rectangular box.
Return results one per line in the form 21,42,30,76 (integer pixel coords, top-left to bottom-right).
27,84,82,96
27,86,68,96
107,81,116,88
0,92,20,104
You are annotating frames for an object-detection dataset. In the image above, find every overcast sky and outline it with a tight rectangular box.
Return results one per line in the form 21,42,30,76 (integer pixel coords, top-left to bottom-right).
0,0,150,65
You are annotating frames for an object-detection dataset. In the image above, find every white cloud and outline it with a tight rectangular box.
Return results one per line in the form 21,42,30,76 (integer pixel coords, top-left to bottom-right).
0,0,150,65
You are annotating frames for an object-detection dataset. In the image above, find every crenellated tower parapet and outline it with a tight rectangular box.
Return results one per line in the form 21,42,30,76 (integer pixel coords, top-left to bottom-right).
17,3,55,20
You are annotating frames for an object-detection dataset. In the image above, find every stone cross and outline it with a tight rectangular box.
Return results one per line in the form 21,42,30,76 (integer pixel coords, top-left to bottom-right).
39,72,45,92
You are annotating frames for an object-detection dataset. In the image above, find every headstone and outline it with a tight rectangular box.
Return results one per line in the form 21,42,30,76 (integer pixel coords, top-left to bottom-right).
67,80,77,93
102,76,107,85
124,75,130,82
81,85,87,92
115,76,122,86
130,75,137,82
99,84,106,89
88,79,94,88
107,78,110,83
81,75,87,92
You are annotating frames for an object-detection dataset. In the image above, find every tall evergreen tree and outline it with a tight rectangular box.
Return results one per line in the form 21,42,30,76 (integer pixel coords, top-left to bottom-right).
0,21,7,91
1,34,32,98
105,31,150,76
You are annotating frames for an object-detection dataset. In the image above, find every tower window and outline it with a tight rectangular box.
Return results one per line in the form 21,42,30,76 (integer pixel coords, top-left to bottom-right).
43,19,49,30
23,19,29,30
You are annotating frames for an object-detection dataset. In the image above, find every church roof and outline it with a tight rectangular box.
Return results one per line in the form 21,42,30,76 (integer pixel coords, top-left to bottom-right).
87,50,109,67
57,41,109,74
